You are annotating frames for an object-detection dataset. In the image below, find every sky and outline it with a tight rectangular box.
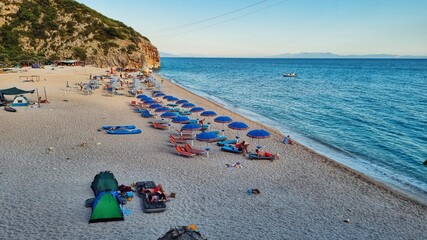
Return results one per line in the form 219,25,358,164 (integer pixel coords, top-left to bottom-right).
76,0,427,57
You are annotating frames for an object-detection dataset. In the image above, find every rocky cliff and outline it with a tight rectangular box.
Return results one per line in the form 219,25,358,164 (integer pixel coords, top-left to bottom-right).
0,0,160,69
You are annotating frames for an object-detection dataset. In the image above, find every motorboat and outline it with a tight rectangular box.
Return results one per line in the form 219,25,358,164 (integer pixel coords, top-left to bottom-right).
283,73,297,77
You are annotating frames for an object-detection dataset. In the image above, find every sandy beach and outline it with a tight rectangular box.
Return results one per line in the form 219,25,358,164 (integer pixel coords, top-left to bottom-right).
0,66,426,240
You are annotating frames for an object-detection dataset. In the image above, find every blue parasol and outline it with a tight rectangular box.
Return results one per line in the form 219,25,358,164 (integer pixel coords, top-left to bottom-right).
153,93,165,97
167,97,179,102
163,95,175,99
176,99,189,105
143,99,156,105
214,116,233,135
152,90,162,94
228,122,249,141
172,116,190,124
200,111,217,130
155,107,171,113
160,112,177,118
136,94,150,99
196,131,219,157
190,107,205,113
246,129,270,149
181,103,196,109
148,103,163,109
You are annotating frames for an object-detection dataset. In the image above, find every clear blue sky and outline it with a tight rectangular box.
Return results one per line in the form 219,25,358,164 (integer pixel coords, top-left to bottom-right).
76,0,427,57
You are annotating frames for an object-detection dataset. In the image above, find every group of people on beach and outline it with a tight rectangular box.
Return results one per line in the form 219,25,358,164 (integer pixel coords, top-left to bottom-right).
138,184,169,203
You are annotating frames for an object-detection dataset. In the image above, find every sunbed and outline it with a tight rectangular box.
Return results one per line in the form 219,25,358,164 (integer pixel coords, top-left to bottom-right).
135,181,167,213
106,129,142,134
184,144,205,155
175,146,196,157
152,122,168,130
169,135,190,145
248,153,275,161
221,145,242,154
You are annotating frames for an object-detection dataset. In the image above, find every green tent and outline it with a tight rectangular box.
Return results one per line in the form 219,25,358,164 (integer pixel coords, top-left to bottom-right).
89,191,124,223
89,171,124,223
91,171,119,196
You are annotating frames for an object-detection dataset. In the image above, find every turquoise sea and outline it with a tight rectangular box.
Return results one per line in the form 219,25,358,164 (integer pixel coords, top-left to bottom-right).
157,58,427,201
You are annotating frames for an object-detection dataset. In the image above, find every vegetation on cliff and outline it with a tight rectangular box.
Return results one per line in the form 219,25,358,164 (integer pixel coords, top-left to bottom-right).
0,0,159,68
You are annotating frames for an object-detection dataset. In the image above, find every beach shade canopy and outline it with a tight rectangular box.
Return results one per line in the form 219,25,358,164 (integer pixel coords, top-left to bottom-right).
200,111,217,117
181,123,201,131
214,116,233,135
172,116,190,124
247,129,271,149
149,103,163,109
176,99,189,105
0,87,34,95
190,107,205,113
228,121,249,140
155,107,171,113
153,90,162,94
196,131,219,157
161,112,178,119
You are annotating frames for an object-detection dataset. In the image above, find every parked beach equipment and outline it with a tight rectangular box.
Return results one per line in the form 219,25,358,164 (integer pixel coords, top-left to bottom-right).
196,131,219,157
228,122,249,141
246,129,270,149
214,116,233,135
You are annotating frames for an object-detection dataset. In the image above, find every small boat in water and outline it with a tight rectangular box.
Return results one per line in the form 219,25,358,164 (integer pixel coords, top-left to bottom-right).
283,73,297,77
4,106,17,112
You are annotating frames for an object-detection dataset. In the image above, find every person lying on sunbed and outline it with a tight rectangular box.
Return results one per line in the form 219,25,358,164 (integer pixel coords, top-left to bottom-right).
139,184,168,202
255,149,279,159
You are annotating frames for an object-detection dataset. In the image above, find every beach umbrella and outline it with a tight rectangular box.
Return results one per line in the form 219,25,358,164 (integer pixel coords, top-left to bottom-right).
190,107,205,113
246,129,271,149
172,116,190,124
161,112,178,129
228,122,249,141
154,92,165,97
176,99,189,105
153,90,162,94
181,123,201,131
163,95,175,99
196,131,219,157
149,103,163,109
200,111,217,130
155,107,171,113
181,103,196,109
214,116,233,135
167,97,179,102
143,99,156,105
136,94,150,100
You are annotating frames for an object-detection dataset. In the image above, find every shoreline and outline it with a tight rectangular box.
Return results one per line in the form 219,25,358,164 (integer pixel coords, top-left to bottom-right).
1,66,426,239
152,72,427,206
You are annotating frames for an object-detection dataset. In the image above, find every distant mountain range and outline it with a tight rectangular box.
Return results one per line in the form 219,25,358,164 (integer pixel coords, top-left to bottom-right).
160,52,427,59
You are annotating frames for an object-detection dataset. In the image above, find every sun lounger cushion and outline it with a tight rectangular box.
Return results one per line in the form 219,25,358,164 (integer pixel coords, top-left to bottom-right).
106,129,142,134
135,181,167,213
248,153,275,160
221,145,242,153
217,139,237,146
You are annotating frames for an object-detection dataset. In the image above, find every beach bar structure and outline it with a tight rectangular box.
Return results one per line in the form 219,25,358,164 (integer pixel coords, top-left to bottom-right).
55,60,85,66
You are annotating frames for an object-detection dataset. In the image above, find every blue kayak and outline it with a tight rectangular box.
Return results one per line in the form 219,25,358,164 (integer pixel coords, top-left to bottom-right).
106,129,142,134
102,125,136,130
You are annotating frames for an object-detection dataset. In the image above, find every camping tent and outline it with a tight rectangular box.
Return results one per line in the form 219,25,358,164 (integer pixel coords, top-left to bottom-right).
89,191,124,223
89,171,123,223
12,95,29,107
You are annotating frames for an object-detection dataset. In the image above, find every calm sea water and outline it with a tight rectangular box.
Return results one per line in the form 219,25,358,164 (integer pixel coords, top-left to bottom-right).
157,58,427,200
